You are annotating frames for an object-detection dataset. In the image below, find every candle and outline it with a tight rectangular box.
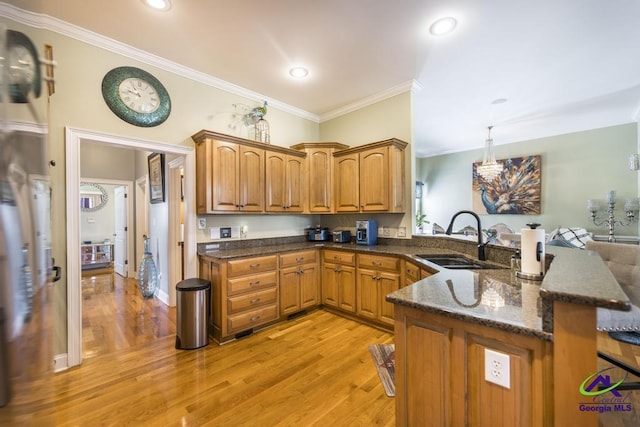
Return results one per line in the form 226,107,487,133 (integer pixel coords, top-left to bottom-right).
586,199,600,213
606,190,616,204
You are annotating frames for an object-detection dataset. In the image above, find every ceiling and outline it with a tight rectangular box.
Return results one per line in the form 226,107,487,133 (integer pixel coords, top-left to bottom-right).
9,0,640,157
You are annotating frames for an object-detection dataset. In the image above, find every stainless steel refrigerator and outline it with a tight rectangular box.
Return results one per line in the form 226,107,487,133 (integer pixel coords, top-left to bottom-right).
0,25,57,409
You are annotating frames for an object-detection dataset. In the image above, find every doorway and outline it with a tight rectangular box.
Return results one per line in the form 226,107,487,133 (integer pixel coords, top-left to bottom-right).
65,127,195,369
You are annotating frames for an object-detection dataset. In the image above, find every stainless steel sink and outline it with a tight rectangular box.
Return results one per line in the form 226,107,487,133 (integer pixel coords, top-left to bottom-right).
415,254,507,270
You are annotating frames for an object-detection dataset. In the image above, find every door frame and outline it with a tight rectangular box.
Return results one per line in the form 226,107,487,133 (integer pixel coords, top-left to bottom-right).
65,126,195,369
80,177,134,277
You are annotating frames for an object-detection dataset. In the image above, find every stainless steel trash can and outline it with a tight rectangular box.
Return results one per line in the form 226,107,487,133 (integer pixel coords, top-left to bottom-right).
175,278,210,349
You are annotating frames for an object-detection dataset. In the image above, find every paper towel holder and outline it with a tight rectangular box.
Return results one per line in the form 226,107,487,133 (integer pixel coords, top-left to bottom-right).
516,223,545,281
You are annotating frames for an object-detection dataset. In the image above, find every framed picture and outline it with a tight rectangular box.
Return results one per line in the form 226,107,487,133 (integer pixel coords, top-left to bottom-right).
472,155,541,214
148,152,165,204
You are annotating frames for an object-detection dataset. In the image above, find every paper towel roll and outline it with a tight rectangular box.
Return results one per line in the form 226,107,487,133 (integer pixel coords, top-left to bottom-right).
521,227,545,276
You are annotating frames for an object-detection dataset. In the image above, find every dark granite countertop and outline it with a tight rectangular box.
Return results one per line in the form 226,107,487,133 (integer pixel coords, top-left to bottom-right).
198,237,632,341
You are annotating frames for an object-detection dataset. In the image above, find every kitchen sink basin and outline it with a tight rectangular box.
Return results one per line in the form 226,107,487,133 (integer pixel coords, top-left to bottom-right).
415,254,507,270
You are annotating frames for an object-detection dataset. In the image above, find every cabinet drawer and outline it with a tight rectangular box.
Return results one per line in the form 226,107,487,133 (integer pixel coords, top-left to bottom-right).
323,250,355,266
280,250,317,268
358,253,400,272
227,271,277,295
227,287,278,314
228,304,278,334
405,261,421,284
227,255,278,277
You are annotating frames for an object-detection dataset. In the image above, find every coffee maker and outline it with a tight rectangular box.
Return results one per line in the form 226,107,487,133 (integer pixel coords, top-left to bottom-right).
356,220,378,245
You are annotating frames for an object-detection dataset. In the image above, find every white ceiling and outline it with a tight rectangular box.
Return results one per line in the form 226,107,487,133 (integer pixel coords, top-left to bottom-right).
10,0,640,157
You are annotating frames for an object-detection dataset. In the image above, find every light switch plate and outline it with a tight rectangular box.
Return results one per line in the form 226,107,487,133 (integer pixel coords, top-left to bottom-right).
198,218,206,230
397,227,406,237
484,348,510,389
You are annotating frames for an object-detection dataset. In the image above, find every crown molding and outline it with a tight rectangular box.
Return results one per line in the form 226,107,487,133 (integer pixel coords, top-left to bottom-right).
319,79,421,123
0,2,319,123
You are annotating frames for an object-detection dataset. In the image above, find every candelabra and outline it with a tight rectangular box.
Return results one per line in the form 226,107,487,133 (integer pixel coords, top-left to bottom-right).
587,190,639,243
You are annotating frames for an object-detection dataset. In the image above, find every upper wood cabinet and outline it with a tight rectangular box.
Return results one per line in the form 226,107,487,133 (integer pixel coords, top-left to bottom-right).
290,142,348,213
193,130,307,214
333,138,407,213
265,151,305,212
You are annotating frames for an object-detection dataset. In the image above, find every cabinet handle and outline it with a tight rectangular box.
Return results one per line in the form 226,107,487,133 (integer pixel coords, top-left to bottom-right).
372,261,382,266
297,268,304,274
249,280,261,286
250,263,260,268
250,315,261,322
334,256,341,260
334,268,342,273
296,257,304,262
250,298,261,304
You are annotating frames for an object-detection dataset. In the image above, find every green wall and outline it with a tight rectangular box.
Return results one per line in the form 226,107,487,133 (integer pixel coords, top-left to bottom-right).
318,91,415,238
416,123,639,237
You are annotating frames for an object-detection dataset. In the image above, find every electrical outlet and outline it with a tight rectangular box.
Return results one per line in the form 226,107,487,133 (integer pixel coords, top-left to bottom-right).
381,227,390,237
397,226,406,237
198,218,206,230
484,348,510,389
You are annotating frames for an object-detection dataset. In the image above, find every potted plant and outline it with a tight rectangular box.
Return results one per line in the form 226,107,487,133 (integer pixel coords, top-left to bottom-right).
416,213,429,234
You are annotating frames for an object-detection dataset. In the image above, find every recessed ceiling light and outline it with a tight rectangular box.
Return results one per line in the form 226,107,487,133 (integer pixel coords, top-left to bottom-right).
289,67,309,79
142,0,171,11
491,98,508,105
429,17,457,36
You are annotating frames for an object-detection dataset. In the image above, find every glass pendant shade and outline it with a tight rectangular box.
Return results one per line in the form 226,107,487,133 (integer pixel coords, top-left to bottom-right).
476,126,502,180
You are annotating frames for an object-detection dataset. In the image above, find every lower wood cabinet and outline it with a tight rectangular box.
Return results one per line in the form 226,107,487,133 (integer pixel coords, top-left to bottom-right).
321,249,356,313
356,253,400,327
199,253,279,343
279,250,319,316
394,304,552,426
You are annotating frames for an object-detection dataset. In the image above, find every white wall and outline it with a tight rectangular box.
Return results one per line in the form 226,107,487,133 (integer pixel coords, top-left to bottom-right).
79,183,120,243
417,123,639,237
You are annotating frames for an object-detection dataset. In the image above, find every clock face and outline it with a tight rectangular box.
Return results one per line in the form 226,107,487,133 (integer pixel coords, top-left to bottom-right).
6,30,41,103
101,67,171,127
118,77,161,114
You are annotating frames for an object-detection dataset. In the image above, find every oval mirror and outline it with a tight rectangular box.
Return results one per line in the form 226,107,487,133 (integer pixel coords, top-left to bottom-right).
80,182,108,212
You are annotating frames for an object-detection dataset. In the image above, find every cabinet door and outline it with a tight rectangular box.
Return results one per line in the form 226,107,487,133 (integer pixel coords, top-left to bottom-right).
378,271,400,326
279,266,301,315
337,264,356,312
307,148,333,212
404,261,421,287
359,147,389,211
265,151,286,212
285,155,304,212
195,140,211,213
321,263,340,308
239,145,264,212
212,140,240,211
299,264,319,308
357,269,378,320
334,154,360,212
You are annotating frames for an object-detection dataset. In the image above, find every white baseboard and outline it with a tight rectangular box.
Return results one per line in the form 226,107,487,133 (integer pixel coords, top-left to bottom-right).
53,353,68,373
156,288,171,306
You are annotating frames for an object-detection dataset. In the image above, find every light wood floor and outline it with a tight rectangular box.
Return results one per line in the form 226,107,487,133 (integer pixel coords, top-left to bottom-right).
1,273,395,426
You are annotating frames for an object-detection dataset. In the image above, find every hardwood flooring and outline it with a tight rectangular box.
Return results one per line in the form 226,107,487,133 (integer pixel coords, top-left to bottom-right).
1,273,394,426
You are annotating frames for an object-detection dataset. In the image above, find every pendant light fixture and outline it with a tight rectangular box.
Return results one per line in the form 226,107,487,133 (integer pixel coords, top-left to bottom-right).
476,126,502,181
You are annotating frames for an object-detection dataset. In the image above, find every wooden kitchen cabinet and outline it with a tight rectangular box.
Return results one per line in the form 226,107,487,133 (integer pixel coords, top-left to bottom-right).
290,142,348,213
334,138,407,213
394,304,552,426
321,249,356,313
199,253,279,343
279,250,319,315
356,253,400,326
403,260,422,287
193,131,265,213
265,151,305,212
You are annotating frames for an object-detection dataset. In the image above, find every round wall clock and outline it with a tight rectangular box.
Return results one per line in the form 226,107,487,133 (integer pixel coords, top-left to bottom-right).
101,66,171,127
7,30,41,103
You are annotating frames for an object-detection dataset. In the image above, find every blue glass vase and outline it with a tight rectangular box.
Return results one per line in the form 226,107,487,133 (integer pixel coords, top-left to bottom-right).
137,237,158,299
